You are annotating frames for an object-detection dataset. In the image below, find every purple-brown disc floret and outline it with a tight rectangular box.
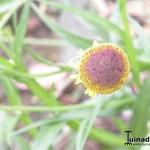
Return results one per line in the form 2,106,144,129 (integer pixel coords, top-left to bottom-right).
77,43,129,96
85,49,124,87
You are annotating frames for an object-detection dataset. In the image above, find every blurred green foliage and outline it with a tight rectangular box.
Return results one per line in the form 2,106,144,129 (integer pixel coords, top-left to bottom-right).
0,0,150,150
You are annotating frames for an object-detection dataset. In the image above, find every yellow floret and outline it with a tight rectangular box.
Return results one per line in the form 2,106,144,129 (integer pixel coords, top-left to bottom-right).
76,43,129,97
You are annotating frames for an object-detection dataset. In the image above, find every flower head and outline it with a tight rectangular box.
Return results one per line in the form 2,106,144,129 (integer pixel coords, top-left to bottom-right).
76,43,129,96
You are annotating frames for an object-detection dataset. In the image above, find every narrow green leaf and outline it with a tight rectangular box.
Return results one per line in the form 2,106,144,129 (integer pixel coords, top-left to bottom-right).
1,77,37,137
0,0,24,13
0,97,134,114
31,4,92,49
139,60,150,71
2,67,59,108
8,0,58,106
26,47,54,66
12,0,31,63
12,10,17,31
24,78,58,106
112,117,126,132
68,120,124,147
102,98,134,110
13,136,31,150
2,77,21,105
42,0,123,37
129,78,150,137
0,57,14,69
0,10,14,30
66,135,76,150
118,0,140,86
0,36,68,46
12,119,52,136
90,127,125,146
0,110,19,146
31,123,63,150
27,47,73,72
76,98,102,150
0,43,14,58
130,17,150,56
11,108,98,136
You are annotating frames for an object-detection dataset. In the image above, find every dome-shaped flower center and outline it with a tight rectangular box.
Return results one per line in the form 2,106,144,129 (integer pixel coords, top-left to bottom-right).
85,48,124,87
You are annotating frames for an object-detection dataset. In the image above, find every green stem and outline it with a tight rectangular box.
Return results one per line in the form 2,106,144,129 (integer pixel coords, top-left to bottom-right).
0,103,94,112
0,36,68,46
0,98,133,113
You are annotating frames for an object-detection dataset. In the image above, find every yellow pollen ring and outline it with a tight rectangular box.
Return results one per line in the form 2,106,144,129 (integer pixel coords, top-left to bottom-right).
76,43,129,96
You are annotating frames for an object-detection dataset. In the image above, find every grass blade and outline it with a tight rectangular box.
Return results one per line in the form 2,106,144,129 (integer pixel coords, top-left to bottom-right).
1,77,37,137
76,98,102,150
42,0,123,37
31,123,64,150
31,3,92,49
0,43,14,58
130,17,150,56
0,36,68,46
118,0,140,86
0,10,14,30
0,0,24,13
129,77,150,137
14,136,31,150
2,77,21,105
11,0,31,63
139,60,150,71
9,0,58,107
69,120,124,147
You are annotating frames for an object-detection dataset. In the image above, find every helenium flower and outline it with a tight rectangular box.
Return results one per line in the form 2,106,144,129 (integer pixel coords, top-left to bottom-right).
76,43,129,96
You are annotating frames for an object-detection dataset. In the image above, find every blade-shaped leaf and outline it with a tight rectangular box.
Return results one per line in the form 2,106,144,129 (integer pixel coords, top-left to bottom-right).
31,123,64,150
2,77,21,105
0,10,14,30
1,77,37,137
0,57,14,69
31,4,92,49
0,0,24,13
118,0,140,86
76,98,101,150
12,0,31,62
0,110,19,148
13,136,31,150
69,120,125,147
130,17,150,56
42,0,123,37
129,77,150,137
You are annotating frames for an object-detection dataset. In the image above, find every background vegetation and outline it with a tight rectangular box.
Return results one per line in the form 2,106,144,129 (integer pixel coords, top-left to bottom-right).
0,0,150,150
